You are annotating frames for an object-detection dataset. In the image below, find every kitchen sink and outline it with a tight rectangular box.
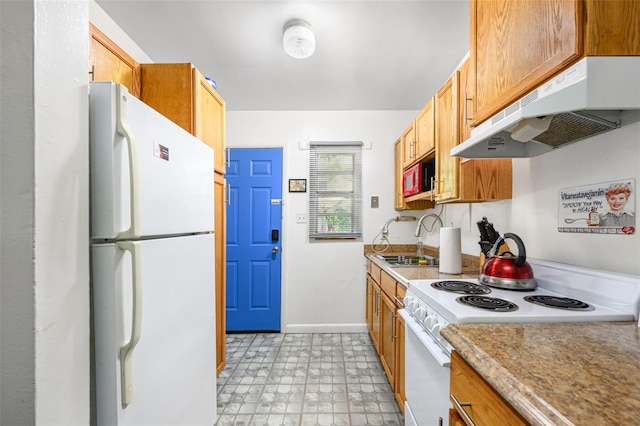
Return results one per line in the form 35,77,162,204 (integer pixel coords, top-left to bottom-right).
376,254,438,267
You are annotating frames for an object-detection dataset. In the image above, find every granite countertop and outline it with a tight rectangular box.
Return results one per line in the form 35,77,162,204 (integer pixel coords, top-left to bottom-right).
441,322,640,426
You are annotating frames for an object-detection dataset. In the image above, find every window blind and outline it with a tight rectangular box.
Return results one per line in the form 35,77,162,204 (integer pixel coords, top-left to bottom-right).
308,142,363,239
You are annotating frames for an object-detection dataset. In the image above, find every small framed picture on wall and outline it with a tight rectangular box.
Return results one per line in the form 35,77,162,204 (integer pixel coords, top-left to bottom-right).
289,179,306,193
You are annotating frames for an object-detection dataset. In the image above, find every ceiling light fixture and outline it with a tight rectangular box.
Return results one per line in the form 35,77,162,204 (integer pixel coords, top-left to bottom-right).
283,19,315,59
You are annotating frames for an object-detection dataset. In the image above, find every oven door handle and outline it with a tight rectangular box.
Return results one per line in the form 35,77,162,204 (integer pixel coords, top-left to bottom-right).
399,309,450,367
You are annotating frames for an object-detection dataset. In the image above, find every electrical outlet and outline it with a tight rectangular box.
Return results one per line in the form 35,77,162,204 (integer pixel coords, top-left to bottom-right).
296,213,308,224
371,196,379,208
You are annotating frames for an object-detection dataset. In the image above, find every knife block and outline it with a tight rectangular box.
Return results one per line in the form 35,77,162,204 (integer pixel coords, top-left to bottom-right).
479,242,511,274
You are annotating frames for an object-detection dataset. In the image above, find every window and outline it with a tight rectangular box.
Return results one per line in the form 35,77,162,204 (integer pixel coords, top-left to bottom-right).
308,142,363,239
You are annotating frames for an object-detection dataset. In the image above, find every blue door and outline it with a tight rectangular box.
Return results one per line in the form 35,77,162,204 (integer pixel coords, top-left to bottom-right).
226,148,283,331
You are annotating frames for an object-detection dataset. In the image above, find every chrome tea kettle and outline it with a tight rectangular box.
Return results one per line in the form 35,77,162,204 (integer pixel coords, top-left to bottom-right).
479,233,537,290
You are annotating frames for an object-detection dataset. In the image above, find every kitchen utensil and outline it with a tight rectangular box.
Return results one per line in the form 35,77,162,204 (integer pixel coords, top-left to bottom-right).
476,217,503,256
479,233,537,290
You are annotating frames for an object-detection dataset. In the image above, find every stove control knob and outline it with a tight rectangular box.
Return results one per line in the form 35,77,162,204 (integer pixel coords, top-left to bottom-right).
415,307,427,321
424,314,436,328
431,323,442,336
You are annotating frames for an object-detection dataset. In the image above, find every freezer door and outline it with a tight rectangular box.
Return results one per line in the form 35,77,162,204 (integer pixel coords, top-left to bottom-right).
92,234,216,426
90,82,214,240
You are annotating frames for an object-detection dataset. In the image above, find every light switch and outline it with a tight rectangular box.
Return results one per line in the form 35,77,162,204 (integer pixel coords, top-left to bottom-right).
371,196,379,208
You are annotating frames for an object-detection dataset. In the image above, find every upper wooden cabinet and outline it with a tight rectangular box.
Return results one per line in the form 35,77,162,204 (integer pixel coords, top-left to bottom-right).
89,23,140,97
401,121,416,167
435,73,460,203
140,63,227,174
414,97,436,160
471,0,640,127
401,98,436,168
435,61,512,204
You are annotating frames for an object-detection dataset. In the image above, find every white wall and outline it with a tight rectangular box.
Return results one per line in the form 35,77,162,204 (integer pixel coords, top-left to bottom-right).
1,1,90,424
226,111,420,332
440,121,640,275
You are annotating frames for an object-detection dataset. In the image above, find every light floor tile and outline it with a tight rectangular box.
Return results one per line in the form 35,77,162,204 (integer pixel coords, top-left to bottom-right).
215,332,401,426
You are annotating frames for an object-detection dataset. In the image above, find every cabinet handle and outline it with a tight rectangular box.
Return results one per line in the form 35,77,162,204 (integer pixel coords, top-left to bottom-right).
450,394,476,426
394,296,405,308
376,291,381,314
464,92,474,123
226,183,231,206
225,147,230,168
391,312,397,341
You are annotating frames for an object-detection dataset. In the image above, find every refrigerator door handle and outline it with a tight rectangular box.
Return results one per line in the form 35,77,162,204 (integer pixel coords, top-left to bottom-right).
115,84,140,239
117,241,143,407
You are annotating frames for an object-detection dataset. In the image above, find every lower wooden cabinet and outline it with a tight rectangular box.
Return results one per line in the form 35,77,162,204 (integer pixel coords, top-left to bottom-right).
379,292,396,385
450,351,527,425
214,173,226,375
365,260,406,413
393,312,405,410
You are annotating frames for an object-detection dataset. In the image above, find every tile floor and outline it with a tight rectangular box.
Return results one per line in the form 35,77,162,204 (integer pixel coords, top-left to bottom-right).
215,333,403,426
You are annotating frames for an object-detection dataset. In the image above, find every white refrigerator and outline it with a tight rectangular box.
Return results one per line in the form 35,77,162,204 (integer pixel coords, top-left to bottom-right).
89,82,216,426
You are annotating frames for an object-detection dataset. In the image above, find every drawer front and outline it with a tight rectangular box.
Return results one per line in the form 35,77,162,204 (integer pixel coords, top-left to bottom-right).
450,351,527,426
369,261,382,284
396,284,407,306
380,270,397,298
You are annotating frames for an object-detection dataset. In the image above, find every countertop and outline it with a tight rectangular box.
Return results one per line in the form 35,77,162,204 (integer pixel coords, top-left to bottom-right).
364,246,479,287
364,246,640,425
441,322,640,426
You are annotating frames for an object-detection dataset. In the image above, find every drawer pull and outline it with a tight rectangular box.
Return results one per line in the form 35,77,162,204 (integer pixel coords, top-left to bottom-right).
450,394,476,426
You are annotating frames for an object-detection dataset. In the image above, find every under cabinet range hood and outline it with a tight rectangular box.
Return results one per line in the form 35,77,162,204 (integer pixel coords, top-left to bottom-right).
451,56,640,159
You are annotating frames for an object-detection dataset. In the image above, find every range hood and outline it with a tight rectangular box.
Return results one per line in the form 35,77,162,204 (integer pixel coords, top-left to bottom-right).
451,56,640,158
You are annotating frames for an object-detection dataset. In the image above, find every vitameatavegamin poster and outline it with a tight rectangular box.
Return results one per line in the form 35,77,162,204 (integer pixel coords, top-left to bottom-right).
559,179,636,235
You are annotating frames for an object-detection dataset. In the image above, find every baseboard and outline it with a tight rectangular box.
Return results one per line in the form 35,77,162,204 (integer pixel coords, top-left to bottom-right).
283,323,368,334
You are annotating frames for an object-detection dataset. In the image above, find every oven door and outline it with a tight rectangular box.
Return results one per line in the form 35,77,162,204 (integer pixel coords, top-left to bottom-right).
399,309,451,426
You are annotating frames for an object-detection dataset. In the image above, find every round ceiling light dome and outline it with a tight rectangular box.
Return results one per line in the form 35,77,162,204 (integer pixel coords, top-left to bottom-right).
283,19,315,59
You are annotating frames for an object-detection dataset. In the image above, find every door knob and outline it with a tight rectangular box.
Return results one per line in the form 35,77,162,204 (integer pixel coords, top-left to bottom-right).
272,246,279,254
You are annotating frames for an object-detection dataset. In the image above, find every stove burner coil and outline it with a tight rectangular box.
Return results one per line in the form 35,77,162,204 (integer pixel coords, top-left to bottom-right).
431,281,491,294
456,295,519,312
523,295,594,311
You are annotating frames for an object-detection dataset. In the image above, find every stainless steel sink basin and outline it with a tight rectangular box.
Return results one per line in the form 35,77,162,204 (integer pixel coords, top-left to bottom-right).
376,254,438,267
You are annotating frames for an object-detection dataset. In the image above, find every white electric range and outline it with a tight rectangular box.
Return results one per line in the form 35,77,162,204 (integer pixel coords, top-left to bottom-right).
400,258,640,426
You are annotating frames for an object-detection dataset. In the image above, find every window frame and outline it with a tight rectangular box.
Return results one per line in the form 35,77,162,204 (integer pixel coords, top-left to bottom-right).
308,141,363,240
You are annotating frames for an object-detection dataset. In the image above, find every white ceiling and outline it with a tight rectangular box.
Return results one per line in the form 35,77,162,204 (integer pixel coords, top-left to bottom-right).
96,0,470,111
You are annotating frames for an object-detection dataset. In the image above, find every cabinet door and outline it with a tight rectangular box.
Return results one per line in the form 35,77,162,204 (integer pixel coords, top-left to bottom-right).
435,73,460,202
394,140,407,210
393,312,405,412
367,276,381,352
457,59,474,143
401,122,416,167
214,173,226,375
379,292,396,386
140,63,195,133
193,69,226,174
472,0,580,125
415,97,435,158
450,351,528,426
89,23,140,97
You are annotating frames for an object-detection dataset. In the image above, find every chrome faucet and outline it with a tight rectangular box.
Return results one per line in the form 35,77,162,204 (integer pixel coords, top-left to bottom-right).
415,213,444,237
